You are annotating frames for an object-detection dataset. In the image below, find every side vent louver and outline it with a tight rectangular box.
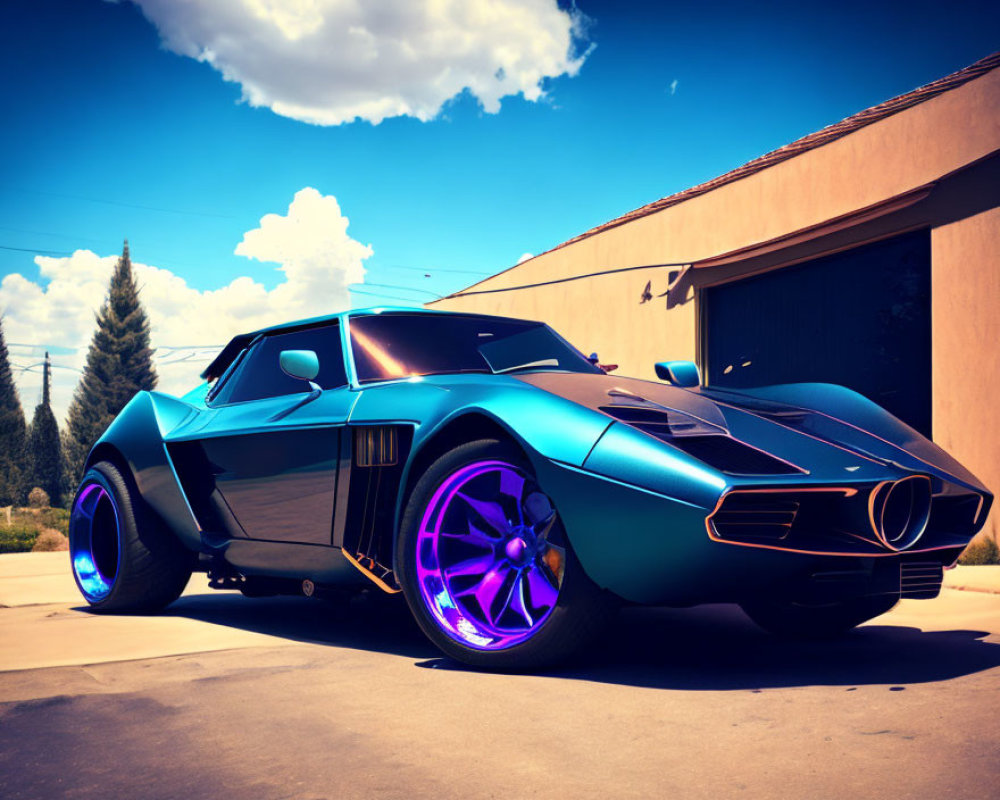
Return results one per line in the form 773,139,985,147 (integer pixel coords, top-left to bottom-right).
355,426,398,467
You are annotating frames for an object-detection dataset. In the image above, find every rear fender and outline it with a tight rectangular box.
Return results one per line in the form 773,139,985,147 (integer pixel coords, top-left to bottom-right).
87,392,203,552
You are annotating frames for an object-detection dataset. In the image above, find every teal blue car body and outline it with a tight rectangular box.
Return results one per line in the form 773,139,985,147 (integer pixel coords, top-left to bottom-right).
83,307,992,607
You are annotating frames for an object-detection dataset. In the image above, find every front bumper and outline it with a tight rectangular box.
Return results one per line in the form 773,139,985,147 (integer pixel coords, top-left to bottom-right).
539,460,979,606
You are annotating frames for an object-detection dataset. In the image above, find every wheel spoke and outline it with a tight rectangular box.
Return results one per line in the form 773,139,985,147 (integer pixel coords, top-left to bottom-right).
526,566,559,610
74,488,100,519
462,564,510,621
509,573,534,628
499,469,525,503
443,554,496,579
417,458,566,650
532,510,557,542
457,493,510,536
500,469,527,526
440,520,497,547
492,571,520,627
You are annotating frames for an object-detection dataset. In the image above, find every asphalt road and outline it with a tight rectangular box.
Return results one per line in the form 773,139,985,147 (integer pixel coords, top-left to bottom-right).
2,554,999,800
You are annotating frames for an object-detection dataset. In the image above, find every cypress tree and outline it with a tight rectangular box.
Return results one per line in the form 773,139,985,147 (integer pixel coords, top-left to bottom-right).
0,315,28,506
64,241,157,488
27,352,63,506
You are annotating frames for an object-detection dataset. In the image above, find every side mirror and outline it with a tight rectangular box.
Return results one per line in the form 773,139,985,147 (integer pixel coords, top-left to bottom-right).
279,350,320,382
655,360,700,387
588,352,619,374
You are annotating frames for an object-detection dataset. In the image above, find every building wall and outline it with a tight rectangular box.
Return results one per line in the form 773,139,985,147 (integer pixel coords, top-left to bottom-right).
441,67,999,295
430,263,697,382
932,206,1000,543
435,68,1000,378
433,66,1000,541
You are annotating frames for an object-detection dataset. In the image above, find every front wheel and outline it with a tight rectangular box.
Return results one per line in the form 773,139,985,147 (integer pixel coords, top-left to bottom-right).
397,439,616,669
740,594,899,639
69,460,194,612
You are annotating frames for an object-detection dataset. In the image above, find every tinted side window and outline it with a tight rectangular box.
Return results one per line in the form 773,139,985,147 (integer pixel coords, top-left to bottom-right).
224,324,347,404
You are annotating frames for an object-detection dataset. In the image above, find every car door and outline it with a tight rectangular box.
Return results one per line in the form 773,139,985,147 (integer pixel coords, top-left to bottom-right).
180,321,355,546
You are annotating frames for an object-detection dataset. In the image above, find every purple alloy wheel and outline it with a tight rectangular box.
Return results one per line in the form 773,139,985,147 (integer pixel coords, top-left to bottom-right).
70,483,121,602
415,459,566,650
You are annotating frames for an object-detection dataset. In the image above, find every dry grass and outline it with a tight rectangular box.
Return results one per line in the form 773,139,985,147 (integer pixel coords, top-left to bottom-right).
0,507,71,553
32,528,69,552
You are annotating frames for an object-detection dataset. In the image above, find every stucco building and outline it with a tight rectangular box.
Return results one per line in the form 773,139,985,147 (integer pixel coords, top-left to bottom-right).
430,52,1000,545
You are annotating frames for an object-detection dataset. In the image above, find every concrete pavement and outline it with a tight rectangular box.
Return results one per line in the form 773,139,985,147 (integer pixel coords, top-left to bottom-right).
944,563,1000,594
1,553,999,799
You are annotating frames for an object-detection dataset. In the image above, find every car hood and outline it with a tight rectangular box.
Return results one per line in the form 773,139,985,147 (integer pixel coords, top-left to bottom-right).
514,372,988,493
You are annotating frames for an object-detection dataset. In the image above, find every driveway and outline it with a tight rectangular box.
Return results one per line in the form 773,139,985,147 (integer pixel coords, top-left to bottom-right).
2,553,999,799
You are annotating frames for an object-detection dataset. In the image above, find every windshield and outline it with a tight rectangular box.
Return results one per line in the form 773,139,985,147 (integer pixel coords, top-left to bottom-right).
349,313,601,384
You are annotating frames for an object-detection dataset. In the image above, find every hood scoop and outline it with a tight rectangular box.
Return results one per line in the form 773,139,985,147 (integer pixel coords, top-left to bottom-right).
601,390,729,438
600,390,803,477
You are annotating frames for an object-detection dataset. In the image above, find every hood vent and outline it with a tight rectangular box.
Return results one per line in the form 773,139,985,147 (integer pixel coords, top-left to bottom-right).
755,409,810,426
599,404,802,476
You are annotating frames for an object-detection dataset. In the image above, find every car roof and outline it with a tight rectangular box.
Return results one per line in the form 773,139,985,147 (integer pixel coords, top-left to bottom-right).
200,306,538,381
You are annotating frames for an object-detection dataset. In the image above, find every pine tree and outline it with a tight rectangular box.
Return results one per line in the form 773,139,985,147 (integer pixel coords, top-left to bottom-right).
27,352,63,506
64,241,157,488
0,315,28,506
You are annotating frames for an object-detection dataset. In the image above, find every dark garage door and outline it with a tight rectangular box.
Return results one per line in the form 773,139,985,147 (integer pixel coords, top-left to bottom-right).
703,230,931,436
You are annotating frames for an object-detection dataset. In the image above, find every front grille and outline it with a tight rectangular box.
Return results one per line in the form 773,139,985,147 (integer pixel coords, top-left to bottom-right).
711,494,800,541
900,562,944,599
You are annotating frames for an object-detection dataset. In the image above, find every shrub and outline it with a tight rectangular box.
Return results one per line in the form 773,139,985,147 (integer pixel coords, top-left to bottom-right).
0,506,71,553
32,528,68,552
27,487,50,508
0,522,40,553
33,506,70,535
958,535,1000,566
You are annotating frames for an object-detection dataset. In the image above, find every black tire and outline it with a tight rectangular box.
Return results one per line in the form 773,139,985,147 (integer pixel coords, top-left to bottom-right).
69,460,194,613
740,594,899,639
396,439,617,670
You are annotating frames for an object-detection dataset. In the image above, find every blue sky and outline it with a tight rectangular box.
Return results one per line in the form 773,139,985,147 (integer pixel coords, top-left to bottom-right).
1,0,998,416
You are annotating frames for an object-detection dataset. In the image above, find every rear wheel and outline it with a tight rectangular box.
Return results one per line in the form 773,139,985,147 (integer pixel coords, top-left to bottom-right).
740,594,899,639
69,460,194,612
397,439,616,669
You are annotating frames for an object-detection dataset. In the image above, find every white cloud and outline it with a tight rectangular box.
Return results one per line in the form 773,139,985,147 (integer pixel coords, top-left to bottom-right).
668,78,679,96
516,252,534,264
130,0,591,125
0,188,371,422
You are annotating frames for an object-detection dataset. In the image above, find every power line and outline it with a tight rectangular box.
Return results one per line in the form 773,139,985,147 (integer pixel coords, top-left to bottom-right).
2,185,238,220
0,242,496,283
0,244,74,257
378,264,494,276
347,281,441,300
348,288,423,304
11,361,83,375
9,342,226,354
0,224,108,246
154,344,224,351
443,260,693,299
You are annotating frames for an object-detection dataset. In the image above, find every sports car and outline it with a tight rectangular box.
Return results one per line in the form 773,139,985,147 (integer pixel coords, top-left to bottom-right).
68,307,992,668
